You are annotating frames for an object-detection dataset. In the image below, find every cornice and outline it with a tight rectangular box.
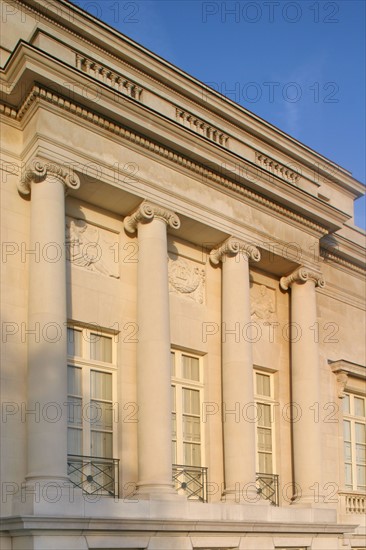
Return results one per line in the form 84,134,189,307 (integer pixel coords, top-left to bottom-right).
329,360,366,381
210,237,261,265
321,249,366,276
2,514,356,534
280,267,325,290
18,156,80,194
14,0,365,201
124,201,181,233
0,84,329,235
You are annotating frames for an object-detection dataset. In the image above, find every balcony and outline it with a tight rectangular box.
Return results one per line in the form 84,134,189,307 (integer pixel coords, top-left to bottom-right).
67,455,119,498
173,464,208,502
256,472,279,506
339,491,366,514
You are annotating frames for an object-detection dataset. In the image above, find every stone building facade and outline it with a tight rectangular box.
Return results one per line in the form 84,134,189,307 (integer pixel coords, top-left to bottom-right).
0,1,365,548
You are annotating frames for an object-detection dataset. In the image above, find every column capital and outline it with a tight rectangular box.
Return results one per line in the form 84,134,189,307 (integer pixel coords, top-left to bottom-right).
210,237,261,265
124,200,181,233
280,266,325,290
18,158,80,195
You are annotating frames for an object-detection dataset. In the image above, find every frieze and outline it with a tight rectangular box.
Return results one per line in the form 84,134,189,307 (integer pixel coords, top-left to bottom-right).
250,284,276,322
66,217,119,278
3,85,325,234
168,255,205,304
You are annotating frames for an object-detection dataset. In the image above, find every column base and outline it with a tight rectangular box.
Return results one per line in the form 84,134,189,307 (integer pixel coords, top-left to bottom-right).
291,494,328,507
135,482,184,501
221,486,268,505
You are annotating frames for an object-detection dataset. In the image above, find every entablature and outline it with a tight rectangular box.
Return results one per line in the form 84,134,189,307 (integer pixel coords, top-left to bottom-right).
0,43,352,235
2,0,364,219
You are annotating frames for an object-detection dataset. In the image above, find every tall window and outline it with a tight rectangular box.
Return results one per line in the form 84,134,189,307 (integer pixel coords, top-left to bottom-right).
254,371,275,474
343,393,366,492
67,326,116,459
171,350,203,467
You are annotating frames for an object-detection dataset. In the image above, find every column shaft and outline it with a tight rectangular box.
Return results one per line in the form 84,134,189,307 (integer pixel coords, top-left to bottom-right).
222,254,257,501
23,167,76,482
136,219,174,493
281,267,325,504
211,238,261,503
124,201,180,498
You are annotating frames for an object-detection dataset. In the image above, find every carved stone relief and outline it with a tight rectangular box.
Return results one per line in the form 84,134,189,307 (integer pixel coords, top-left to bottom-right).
168,254,205,304
66,217,119,278
250,284,276,322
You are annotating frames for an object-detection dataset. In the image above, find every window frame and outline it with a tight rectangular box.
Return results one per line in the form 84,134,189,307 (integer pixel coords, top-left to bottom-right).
67,325,118,460
253,369,277,475
342,392,366,492
171,349,205,468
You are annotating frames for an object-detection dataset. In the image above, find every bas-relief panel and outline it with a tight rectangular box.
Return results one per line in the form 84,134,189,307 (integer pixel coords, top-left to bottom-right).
168,254,205,304
66,217,119,278
250,283,277,322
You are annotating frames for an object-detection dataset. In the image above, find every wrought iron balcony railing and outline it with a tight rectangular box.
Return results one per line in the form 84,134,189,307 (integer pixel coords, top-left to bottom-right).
67,455,119,498
173,464,208,502
256,472,279,506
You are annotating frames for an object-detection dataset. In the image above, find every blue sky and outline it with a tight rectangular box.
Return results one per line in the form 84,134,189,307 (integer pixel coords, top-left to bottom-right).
71,0,366,230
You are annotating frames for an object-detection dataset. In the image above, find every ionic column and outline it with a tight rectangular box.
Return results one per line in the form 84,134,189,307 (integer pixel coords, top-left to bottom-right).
124,201,180,498
19,158,80,485
280,267,325,504
210,237,261,502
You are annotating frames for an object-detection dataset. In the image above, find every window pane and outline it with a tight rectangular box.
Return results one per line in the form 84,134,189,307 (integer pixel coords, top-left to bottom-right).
183,415,201,442
258,427,272,452
355,423,366,444
171,352,176,376
172,412,176,439
182,355,200,381
355,397,365,418
90,401,113,430
172,440,177,464
258,452,272,474
357,464,366,489
343,420,351,441
171,386,176,412
183,388,200,415
356,444,366,464
90,334,112,362
91,430,113,458
91,371,112,400
68,427,82,455
343,394,350,414
183,442,201,466
68,396,82,426
345,463,353,488
68,366,82,396
344,441,352,461
258,403,271,427
67,329,82,357
256,373,271,397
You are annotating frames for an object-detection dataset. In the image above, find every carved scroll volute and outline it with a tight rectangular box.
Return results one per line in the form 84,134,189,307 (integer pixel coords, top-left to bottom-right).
210,237,261,266
18,158,80,195
124,201,181,233
280,266,325,290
